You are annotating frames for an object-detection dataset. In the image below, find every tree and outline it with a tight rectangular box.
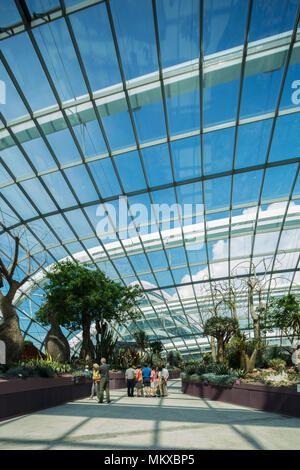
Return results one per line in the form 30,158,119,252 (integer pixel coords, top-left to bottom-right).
266,294,300,355
0,235,45,362
132,330,149,358
203,316,239,363
36,261,143,362
37,301,70,363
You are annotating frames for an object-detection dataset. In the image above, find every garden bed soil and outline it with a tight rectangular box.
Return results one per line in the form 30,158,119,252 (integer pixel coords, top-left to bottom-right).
182,378,300,419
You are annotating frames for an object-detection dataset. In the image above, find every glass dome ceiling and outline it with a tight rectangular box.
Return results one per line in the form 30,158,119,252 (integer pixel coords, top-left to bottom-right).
0,0,300,359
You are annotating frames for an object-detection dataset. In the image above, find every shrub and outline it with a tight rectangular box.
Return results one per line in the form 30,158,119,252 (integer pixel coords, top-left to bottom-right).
267,358,286,371
200,373,236,386
234,369,248,379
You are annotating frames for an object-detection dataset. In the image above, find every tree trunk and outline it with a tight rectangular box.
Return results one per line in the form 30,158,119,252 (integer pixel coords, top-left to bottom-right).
0,294,23,363
211,337,217,362
80,316,95,362
45,313,70,363
242,345,260,373
217,338,225,364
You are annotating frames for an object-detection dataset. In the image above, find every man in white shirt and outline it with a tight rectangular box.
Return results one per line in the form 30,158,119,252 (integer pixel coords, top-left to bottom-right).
125,364,136,397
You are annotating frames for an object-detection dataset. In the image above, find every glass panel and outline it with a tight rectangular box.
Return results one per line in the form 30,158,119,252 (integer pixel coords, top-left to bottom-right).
46,127,82,166
1,184,38,220
71,117,108,158
203,79,240,127
203,127,234,175
156,0,200,68
1,146,33,179
204,0,248,55
204,175,231,211
130,91,167,144
0,2,21,26
33,18,87,102
166,83,200,136
269,113,300,163
280,47,300,111
21,134,57,173
141,143,173,187
110,0,158,80
166,246,187,267
147,250,169,270
113,257,135,277
129,253,151,274
100,104,136,151
151,187,180,230
248,0,299,42
0,61,28,122
27,0,59,14
114,151,146,192
230,234,252,258
64,165,98,203
253,231,280,255
69,3,121,91
262,164,297,201
171,136,201,182
42,171,77,209
64,209,92,238
240,67,283,119
1,34,56,111
235,119,272,168
88,158,121,199
45,213,75,241
232,170,263,206
154,269,174,287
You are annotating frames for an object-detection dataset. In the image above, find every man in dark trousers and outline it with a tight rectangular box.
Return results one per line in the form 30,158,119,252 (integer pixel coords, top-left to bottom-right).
125,364,136,397
98,357,111,404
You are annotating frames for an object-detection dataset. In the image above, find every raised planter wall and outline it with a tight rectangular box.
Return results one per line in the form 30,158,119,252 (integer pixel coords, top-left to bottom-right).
0,372,127,422
182,378,300,419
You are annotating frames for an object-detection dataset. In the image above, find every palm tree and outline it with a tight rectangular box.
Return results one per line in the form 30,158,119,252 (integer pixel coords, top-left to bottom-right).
132,330,149,358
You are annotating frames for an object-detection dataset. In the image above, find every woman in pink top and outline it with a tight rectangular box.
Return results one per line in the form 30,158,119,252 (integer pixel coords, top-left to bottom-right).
150,366,159,397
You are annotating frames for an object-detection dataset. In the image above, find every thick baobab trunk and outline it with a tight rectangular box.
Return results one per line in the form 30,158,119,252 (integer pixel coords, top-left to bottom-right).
0,294,23,363
45,312,70,363
217,339,225,364
0,236,45,364
210,337,217,362
241,345,260,373
80,316,95,362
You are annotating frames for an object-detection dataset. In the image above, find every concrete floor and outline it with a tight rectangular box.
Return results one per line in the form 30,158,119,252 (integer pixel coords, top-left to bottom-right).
0,379,300,450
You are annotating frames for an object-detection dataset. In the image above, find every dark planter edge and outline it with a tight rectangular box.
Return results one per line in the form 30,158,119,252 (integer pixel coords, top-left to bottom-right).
181,378,300,419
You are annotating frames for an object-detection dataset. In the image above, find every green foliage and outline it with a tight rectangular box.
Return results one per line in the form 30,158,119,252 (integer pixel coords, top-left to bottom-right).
266,294,300,345
149,340,163,356
225,336,243,369
4,364,56,378
132,330,149,353
36,261,143,330
199,373,237,386
267,358,286,371
18,357,71,374
112,347,142,369
234,369,248,379
203,316,239,341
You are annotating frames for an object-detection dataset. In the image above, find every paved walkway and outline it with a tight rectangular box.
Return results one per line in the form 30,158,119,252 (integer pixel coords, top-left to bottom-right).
0,379,300,450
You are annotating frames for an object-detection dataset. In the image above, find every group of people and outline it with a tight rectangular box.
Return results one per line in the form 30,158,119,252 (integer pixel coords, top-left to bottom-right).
125,364,169,398
88,361,169,402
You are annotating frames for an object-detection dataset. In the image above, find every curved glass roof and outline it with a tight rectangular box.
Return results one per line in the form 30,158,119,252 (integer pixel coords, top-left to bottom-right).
0,0,300,359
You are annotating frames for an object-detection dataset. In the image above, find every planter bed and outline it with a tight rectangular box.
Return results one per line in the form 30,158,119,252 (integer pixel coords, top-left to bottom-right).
182,378,300,419
0,372,127,422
